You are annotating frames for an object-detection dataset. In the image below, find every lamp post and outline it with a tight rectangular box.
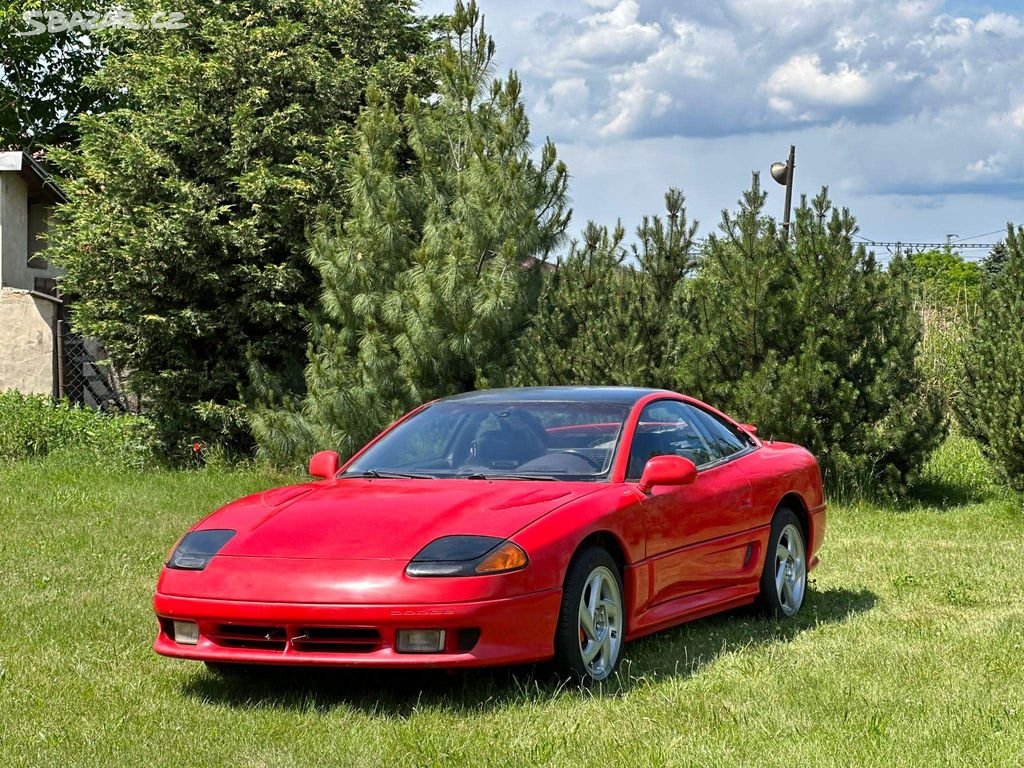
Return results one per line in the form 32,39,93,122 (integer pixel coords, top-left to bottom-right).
770,144,796,236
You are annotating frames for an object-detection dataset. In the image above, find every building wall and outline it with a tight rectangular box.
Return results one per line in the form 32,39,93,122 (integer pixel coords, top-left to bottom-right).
0,172,61,291
0,288,57,395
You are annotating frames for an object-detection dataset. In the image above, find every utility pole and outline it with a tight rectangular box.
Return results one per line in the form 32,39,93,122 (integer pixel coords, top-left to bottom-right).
770,145,796,236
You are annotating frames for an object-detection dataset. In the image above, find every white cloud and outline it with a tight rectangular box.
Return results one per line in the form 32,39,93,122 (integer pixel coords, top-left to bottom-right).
974,12,1024,37
550,77,589,105
895,0,943,21
419,0,1024,243
498,0,1024,199
1010,109,1024,130
600,82,672,136
989,105,1024,131
966,154,1006,178
553,0,662,69
768,55,879,116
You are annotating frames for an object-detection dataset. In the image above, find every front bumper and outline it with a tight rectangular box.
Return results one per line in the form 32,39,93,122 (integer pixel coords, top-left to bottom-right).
153,588,562,668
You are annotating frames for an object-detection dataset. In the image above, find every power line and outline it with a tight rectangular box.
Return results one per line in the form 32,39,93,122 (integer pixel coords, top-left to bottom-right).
859,241,995,250
850,230,1001,260
694,234,1000,261
953,229,1006,243
852,240,998,262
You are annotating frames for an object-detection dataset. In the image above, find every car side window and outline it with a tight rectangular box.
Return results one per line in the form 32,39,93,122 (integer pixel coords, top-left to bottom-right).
626,401,714,480
684,404,750,460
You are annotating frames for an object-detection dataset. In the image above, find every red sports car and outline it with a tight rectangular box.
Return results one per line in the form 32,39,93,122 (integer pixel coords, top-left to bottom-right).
154,387,825,683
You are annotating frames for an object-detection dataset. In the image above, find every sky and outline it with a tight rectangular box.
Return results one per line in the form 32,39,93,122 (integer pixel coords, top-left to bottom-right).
418,0,1024,258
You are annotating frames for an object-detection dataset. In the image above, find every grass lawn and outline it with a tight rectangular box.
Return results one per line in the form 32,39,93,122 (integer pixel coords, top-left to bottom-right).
1,437,1022,767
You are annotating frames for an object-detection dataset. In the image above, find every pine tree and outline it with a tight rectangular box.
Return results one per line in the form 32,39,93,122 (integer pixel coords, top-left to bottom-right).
958,226,1024,490
981,241,1009,284
252,1,570,464
514,189,697,388
680,176,945,492
677,175,793,416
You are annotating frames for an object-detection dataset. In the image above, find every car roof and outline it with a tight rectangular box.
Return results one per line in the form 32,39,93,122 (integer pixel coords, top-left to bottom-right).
438,386,673,406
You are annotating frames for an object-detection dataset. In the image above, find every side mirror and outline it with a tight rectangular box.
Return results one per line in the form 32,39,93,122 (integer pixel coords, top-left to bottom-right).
638,455,698,493
308,450,340,479
741,423,758,436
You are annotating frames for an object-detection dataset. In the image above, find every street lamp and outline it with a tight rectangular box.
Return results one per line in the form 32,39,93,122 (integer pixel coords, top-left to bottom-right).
771,145,796,235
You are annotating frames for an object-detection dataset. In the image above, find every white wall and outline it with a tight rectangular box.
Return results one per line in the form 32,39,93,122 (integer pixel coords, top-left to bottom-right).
0,171,62,291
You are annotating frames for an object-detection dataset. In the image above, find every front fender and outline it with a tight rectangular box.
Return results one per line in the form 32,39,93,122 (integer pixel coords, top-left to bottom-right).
511,484,644,591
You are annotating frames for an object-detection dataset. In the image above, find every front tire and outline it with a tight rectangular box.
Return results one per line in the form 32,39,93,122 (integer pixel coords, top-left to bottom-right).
554,547,624,683
757,509,808,618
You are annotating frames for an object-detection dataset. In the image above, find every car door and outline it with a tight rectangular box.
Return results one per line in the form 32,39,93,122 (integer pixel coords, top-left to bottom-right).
629,400,754,606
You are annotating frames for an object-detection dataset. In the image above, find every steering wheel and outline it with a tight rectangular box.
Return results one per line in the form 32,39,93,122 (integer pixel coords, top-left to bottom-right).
558,449,604,470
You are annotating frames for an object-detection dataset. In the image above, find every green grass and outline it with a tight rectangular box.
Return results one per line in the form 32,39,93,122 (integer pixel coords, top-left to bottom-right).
1,437,1022,767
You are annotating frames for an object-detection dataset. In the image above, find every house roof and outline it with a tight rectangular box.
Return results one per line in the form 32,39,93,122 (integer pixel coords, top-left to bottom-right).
0,151,67,204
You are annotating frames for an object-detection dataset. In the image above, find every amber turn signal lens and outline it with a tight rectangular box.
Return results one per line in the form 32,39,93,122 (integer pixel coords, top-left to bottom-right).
475,542,528,574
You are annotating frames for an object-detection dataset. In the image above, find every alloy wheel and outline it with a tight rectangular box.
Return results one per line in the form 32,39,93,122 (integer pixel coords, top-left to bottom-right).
577,565,622,681
775,523,806,615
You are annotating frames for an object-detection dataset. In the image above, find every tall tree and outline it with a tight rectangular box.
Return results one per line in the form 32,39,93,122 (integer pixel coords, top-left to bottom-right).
981,241,1009,284
679,177,945,492
906,248,982,306
0,1,115,149
958,225,1024,491
678,176,794,415
49,0,438,451
514,189,697,388
252,1,570,465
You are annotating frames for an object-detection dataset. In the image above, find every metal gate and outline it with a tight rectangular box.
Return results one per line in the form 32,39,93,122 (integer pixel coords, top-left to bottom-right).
57,320,129,411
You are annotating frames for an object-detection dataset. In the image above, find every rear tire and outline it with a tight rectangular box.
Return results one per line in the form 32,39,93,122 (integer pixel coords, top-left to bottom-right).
553,547,624,684
756,508,808,618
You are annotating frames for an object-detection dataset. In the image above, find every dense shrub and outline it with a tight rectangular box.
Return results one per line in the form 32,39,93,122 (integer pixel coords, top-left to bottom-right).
906,249,982,306
0,392,157,467
677,179,945,493
48,0,438,452
958,226,1024,491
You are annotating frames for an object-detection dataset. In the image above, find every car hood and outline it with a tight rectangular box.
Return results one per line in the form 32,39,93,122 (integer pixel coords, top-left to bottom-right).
205,478,601,560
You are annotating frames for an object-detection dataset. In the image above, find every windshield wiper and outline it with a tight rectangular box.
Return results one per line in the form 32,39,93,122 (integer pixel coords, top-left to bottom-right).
349,469,438,479
463,473,561,481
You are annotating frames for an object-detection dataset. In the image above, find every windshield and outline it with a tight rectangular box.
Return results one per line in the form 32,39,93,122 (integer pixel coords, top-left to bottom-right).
343,400,631,481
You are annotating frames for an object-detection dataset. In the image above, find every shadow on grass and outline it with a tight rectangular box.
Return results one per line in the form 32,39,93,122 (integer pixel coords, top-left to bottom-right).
178,586,876,715
842,433,1011,511
827,470,999,513
905,476,990,508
